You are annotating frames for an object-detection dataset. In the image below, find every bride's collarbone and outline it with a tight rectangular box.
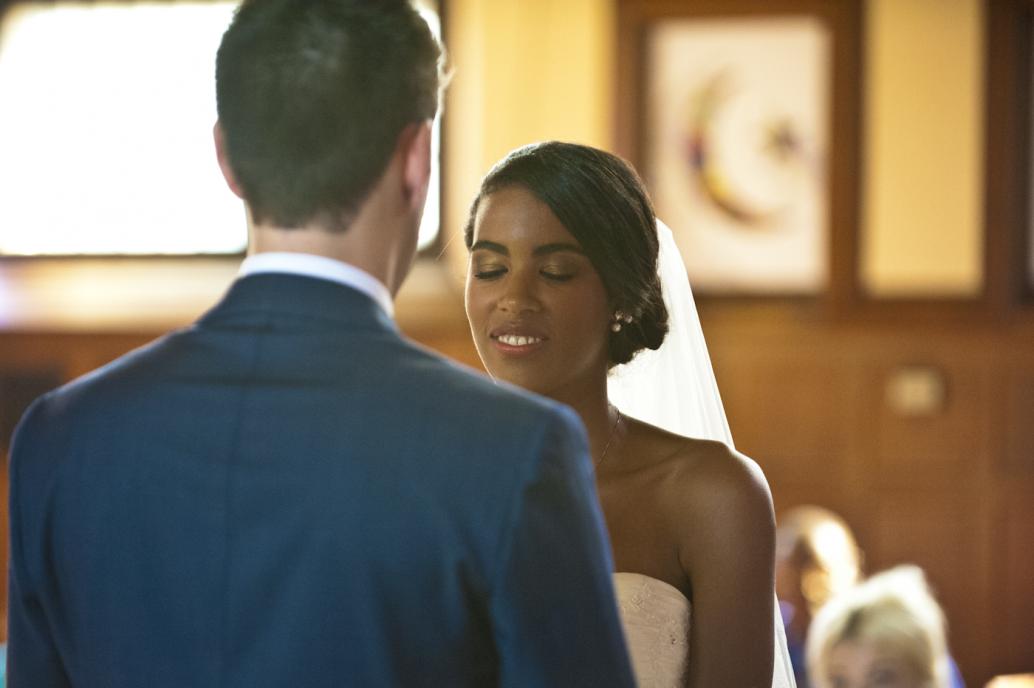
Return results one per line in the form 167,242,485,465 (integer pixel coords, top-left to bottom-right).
602,421,718,480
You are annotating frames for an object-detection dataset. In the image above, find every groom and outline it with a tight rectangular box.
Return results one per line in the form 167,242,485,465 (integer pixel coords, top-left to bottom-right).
6,1,634,686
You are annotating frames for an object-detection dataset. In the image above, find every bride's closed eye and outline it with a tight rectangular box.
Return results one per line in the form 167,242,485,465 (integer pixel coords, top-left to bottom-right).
537,254,585,282
470,255,507,280
470,257,580,283
472,266,575,282
472,266,507,280
539,267,575,282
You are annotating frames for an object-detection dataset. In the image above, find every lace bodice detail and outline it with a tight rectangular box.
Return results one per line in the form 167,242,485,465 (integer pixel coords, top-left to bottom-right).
614,572,691,688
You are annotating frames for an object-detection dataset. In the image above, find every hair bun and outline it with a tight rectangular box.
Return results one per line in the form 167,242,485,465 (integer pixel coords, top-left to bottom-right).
638,295,670,351
610,289,669,365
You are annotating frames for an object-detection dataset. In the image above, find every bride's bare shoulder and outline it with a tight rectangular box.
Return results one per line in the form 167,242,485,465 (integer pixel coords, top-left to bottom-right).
626,417,774,529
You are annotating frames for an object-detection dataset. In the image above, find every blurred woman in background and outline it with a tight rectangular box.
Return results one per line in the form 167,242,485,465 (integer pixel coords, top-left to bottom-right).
776,505,864,686
806,565,952,688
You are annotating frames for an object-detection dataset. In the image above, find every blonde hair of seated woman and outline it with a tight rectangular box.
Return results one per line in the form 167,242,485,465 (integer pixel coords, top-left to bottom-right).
806,565,951,688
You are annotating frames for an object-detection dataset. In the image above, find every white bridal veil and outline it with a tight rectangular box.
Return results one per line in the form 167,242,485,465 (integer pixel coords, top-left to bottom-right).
608,220,733,445
607,220,797,688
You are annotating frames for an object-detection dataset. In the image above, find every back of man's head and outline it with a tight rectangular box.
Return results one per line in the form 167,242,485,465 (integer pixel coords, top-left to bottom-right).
215,0,441,233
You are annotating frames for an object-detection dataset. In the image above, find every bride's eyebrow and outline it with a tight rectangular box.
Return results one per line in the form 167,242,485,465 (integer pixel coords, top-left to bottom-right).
533,243,584,257
469,240,585,257
470,240,508,255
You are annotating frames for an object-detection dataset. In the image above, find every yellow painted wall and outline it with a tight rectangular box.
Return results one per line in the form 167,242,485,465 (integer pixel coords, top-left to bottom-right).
443,0,614,275
444,0,987,299
861,0,985,297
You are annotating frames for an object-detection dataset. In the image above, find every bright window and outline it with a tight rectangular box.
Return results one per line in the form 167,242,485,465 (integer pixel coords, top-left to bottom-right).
0,1,442,256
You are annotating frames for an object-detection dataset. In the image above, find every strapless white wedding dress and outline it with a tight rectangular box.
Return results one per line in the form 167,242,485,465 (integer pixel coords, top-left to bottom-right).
613,573,796,688
614,573,691,687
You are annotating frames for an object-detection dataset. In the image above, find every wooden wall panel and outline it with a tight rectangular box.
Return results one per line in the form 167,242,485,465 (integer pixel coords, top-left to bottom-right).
722,360,854,488
0,370,63,446
1003,370,1034,473
996,481,1034,674
865,357,993,488
867,490,991,679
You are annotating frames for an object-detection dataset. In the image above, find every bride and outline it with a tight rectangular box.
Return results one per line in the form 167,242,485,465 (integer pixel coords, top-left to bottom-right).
463,141,795,687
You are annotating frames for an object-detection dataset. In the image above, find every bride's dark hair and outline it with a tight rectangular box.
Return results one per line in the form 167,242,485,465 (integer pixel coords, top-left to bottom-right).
464,141,668,365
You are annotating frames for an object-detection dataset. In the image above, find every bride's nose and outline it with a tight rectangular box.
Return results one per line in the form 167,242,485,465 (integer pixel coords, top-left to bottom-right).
497,271,541,314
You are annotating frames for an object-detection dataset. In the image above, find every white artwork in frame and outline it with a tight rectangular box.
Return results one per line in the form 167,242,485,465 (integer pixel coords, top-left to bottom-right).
645,16,832,294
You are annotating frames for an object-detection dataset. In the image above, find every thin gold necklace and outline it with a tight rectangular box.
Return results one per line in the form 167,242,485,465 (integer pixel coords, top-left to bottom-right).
595,406,623,469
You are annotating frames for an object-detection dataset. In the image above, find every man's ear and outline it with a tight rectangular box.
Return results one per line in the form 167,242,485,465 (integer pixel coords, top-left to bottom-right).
399,120,432,214
213,121,244,199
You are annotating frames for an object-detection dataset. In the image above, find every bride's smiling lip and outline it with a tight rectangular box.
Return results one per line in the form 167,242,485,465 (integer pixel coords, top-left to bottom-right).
488,323,549,355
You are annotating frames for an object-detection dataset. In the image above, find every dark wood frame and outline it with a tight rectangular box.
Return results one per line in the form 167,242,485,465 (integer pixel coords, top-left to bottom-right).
985,0,1034,316
616,0,863,313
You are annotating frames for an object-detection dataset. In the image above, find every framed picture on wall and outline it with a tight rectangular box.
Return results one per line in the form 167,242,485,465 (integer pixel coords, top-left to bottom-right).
616,0,861,299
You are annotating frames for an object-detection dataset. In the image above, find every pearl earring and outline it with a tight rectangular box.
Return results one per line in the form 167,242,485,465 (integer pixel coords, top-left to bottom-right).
611,310,633,332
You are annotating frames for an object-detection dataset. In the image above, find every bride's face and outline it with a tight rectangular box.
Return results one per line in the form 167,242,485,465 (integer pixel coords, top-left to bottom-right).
464,185,612,398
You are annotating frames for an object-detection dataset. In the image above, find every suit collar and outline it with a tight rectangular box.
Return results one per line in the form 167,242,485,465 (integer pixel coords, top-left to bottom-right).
238,252,394,318
198,273,398,334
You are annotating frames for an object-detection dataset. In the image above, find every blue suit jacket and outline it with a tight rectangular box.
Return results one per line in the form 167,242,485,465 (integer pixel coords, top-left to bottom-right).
7,273,634,687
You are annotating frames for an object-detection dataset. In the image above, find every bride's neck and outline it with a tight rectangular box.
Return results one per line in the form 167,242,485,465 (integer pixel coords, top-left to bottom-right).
549,377,614,466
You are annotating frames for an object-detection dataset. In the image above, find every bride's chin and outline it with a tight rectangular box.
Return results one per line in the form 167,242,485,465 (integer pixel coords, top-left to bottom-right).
486,366,553,396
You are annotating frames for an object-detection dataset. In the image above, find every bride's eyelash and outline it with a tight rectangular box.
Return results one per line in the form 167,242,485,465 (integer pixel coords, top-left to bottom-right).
472,266,574,282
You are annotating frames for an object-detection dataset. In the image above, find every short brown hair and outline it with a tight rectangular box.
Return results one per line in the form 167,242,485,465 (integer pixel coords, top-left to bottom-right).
216,0,442,232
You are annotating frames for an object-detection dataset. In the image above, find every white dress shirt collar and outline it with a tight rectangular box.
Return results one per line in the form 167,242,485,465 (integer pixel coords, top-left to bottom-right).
238,252,394,318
